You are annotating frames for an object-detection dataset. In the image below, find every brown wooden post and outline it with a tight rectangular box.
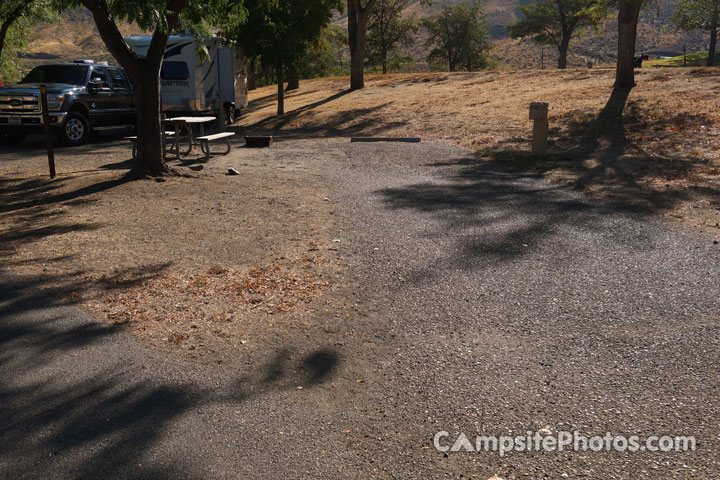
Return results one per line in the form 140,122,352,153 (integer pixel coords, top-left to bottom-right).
39,85,56,179
529,102,549,155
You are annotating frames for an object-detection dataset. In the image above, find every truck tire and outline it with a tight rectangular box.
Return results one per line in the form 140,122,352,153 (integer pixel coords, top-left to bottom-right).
59,111,90,146
0,133,26,146
225,104,236,126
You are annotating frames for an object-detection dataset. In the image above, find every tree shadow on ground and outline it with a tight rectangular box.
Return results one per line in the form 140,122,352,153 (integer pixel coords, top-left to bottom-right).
0,270,341,478
373,87,713,279
237,103,407,140
1,129,134,158
0,172,163,306
472,85,718,213
241,87,322,115
240,89,353,133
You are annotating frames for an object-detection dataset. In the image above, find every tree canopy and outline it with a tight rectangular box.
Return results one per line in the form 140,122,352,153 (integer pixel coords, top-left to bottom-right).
366,0,417,74
422,1,490,72
224,0,342,115
508,0,611,69
0,0,57,81
671,0,720,66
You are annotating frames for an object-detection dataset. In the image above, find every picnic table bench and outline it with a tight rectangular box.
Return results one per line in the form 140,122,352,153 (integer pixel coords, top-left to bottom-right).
125,131,175,160
197,132,235,160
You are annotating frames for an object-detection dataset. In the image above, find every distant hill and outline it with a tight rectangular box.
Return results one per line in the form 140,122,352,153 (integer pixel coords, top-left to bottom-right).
24,2,709,73
22,8,143,72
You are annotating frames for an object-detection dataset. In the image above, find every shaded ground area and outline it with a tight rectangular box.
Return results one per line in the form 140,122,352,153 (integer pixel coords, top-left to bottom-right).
0,269,368,479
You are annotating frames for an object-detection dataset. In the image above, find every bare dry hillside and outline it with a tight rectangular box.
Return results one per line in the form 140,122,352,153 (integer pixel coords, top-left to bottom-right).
23,8,144,70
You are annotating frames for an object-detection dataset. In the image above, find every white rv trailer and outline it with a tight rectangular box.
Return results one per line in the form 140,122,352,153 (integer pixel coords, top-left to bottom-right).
124,34,248,122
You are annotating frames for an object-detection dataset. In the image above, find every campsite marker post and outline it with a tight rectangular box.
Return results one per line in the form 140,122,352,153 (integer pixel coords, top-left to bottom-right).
529,102,549,156
39,85,56,179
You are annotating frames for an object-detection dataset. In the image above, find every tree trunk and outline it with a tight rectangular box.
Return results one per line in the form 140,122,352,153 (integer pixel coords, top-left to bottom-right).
708,3,719,67
382,61,387,74
558,35,571,69
615,0,643,88
348,0,376,90
134,68,167,176
349,17,368,89
247,59,257,90
82,0,189,177
286,69,299,91
276,65,285,116
0,19,12,59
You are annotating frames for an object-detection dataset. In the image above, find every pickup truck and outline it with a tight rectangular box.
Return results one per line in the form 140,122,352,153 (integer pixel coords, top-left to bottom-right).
0,61,135,146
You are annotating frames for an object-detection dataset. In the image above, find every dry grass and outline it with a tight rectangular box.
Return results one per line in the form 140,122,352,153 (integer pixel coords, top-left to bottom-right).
239,68,720,235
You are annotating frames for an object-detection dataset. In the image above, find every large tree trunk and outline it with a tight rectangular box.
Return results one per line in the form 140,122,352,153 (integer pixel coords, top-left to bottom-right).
247,59,257,91
82,0,189,177
558,34,571,69
276,65,285,116
615,0,643,88
348,0,376,90
708,3,719,67
134,68,167,176
286,69,299,91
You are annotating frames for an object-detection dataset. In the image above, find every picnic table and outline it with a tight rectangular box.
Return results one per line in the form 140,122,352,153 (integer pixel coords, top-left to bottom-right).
161,116,216,161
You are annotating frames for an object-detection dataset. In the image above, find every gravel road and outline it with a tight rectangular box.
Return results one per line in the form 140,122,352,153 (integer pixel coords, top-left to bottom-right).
2,139,719,479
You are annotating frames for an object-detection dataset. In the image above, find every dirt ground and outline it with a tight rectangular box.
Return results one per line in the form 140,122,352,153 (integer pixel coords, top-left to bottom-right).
240,68,720,236
0,135,351,364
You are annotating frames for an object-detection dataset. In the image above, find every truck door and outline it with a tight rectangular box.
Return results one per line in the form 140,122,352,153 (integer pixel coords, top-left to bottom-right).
87,67,114,125
107,67,134,125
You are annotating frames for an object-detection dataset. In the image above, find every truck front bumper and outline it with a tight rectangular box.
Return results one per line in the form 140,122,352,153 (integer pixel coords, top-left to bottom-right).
0,112,67,133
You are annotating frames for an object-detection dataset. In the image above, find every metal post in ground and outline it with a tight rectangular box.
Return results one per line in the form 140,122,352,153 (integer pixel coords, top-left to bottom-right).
39,85,56,179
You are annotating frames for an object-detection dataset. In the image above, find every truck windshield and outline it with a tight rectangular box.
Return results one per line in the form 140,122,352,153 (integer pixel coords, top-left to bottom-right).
20,65,89,86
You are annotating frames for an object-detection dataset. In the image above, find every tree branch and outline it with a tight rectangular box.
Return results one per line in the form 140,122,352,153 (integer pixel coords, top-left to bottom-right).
147,0,189,65
0,0,29,56
81,0,141,76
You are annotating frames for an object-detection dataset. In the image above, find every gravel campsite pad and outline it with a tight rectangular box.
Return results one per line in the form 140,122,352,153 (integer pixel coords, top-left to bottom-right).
2,134,720,478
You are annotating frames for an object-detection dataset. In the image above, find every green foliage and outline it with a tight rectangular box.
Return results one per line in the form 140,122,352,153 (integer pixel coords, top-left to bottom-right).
507,0,610,68
245,24,348,88
366,0,418,73
55,0,245,37
507,0,610,49
645,49,720,66
0,0,58,82
671,0,720,31
298,24,349,79
421,1,491,72
224,0,342,76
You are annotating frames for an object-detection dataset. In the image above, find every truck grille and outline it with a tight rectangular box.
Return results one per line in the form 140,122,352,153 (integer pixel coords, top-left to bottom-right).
0,95,41,113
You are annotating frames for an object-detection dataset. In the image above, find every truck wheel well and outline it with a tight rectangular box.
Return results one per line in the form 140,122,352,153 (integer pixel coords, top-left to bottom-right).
68,103,89,119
